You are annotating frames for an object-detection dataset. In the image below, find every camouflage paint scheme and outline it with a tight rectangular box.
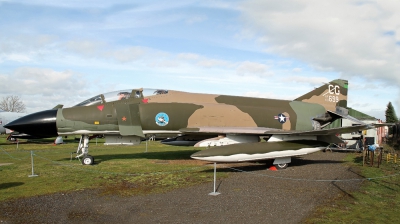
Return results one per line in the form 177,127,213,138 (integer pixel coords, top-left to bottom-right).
57,79,347,135
5,79,388,166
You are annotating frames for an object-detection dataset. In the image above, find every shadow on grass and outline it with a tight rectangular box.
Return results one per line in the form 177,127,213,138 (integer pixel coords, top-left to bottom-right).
332,181,356,199
352,154,364,164
0,182,24,190
370,179,399,191
0,138,80,146
290,158,344,167
58,150,202,164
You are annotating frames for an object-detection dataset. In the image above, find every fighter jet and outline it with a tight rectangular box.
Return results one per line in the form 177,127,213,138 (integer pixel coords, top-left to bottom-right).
5,79,390,168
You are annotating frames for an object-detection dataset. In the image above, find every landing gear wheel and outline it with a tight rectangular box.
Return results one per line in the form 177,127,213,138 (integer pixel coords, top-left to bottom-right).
274,163,288,170
82,155,94,165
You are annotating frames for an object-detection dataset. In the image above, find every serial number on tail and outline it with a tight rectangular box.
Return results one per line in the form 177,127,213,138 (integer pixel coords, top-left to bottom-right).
325,95,340,103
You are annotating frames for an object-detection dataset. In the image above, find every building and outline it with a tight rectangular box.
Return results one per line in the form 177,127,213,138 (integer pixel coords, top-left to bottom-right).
327,108,387,149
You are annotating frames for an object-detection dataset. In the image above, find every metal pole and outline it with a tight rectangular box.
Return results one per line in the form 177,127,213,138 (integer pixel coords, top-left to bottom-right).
145,139,148,153
29,151,38,177
209,162,220,196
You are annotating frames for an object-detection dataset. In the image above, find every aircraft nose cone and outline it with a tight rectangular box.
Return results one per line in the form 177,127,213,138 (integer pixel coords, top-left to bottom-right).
4,109,58,138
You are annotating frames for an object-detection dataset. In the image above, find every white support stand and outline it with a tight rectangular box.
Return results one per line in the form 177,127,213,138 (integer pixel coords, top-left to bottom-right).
29,151,38,177
145,139,148,153
209,162,220,196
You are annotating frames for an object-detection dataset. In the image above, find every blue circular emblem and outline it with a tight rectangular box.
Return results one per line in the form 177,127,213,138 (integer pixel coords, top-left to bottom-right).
155,112,169,126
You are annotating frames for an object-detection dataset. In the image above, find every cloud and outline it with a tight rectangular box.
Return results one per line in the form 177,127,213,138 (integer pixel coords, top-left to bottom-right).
149,60,180,68
236,61,271,76
0,67,88,112
292,68,302,73
106,47,148,63
284,76,330,86
240,1,400,84
0,35,58,63
64,40,148,62
396,100,400,119
197,59,230,68
177,53,201,60
64,40,106,57
240,0,400,119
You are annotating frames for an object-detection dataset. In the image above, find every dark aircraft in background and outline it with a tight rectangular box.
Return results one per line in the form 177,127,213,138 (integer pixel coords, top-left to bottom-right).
2,105,63,140
0,110,28,135
5,79,391,168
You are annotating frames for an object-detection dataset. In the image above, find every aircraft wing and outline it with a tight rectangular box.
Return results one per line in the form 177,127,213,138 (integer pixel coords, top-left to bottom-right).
188,123,393,163
179,123,390,136
179,127,292,135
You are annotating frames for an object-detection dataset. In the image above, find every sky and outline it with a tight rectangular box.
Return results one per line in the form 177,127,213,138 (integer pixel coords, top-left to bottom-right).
0,0,399,120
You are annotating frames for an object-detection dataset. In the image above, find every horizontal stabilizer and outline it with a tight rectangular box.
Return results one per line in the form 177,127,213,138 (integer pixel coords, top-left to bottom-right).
327,107,366,125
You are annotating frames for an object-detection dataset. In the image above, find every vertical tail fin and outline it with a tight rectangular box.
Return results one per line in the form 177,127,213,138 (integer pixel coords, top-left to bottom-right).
294,79,348,111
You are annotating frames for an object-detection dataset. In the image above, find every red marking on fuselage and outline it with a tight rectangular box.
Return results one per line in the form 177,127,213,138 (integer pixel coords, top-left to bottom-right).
97,105,104,111
142,98,149,103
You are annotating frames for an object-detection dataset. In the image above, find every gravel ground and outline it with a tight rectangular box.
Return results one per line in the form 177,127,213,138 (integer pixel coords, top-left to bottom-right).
0,151,363,224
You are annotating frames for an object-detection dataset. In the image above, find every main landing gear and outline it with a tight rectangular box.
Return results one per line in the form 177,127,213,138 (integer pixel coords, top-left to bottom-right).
274,163,288,170
272,157,291,170
77,135,94,165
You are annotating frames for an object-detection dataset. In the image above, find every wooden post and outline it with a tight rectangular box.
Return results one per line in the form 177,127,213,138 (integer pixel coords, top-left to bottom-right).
370,150,374,166
362,145,366,166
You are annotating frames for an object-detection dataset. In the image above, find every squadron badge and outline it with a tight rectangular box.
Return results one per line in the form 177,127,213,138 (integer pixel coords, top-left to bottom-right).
155,112,169,126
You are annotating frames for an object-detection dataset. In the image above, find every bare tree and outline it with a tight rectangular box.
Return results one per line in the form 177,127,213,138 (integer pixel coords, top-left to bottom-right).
0,95,26,112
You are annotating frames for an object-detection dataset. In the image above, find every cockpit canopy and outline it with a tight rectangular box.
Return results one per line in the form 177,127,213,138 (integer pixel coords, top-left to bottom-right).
74,88,169,107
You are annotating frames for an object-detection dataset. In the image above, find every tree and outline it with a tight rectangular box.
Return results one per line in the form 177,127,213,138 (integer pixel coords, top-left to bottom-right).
0,95,26,112
385,102,399,123
385,102,399,141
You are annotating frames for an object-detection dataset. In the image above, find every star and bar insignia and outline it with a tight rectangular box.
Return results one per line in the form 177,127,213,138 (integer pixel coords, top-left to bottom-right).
274,113,290,124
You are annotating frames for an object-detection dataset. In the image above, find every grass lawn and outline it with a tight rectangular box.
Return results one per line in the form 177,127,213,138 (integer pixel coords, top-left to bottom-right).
0,135,220,201
305,145,400,223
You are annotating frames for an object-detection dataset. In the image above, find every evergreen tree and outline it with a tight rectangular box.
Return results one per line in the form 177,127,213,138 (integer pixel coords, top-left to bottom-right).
385,102,399,140
385,102,399,123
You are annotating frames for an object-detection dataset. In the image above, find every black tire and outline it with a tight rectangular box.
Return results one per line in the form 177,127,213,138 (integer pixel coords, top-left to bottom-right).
274,163,288,170
82,155,94,165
